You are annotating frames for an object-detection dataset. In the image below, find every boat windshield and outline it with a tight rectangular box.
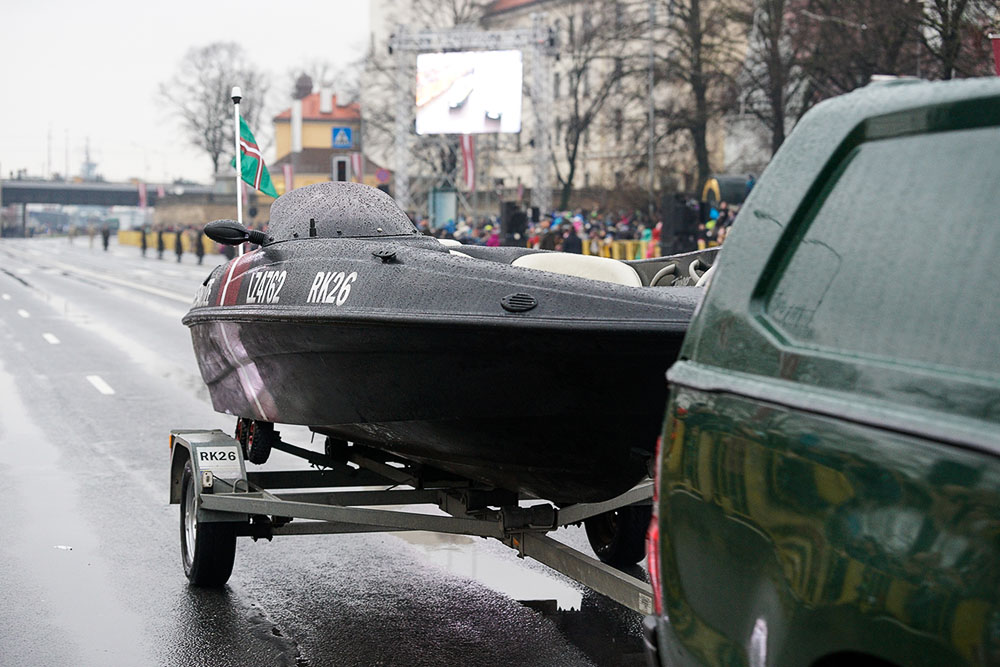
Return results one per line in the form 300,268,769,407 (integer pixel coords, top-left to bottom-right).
267,182,419,242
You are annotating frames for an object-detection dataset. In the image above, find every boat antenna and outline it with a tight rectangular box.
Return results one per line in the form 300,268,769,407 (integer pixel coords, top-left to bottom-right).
232,86,244,256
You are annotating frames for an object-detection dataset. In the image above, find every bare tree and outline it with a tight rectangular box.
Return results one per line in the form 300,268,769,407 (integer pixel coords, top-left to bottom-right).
652,0,740,190
161,42,269,175
551,0,645,209
727,0,814,156
725,0,995,161
919,0,998,79
796,0,922,100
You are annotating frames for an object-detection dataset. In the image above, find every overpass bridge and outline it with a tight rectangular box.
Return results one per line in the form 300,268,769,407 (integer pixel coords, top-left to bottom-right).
1,179,218,237
1,180,212,207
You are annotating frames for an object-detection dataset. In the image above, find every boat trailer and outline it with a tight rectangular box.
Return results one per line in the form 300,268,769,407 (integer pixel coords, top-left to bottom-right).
169,428,654,615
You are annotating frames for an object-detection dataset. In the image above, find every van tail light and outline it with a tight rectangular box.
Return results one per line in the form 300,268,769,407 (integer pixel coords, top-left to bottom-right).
647,433,664,616
646,518,663,616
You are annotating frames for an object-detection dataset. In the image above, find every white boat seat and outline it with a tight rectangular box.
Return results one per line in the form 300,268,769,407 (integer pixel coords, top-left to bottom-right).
436,238,471,257
512,252,643,287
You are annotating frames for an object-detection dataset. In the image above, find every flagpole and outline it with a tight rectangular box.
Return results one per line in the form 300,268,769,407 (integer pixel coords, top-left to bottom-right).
232,86,244,256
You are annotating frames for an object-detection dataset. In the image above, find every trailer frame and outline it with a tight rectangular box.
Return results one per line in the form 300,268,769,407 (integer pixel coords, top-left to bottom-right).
169,428,654,615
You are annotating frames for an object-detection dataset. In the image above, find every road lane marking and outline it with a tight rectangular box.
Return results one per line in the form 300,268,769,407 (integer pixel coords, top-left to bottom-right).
86,375,116,395
59,261,189,303
2,244,224,305
43,333,60,345
17,309,30,318
1,294,10,300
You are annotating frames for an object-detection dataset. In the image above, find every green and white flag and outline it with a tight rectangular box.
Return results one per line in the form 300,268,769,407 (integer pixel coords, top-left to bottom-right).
230,116,278,198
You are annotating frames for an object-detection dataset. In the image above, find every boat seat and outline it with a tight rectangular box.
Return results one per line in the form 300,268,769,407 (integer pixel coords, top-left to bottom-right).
435,237,472,258
511,252,643,287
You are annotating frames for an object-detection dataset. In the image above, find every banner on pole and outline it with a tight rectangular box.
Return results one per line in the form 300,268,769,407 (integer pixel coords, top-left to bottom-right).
283,163,294,193
137,182,147,209
351,153,363,183
460,135,475,191
991,34,1000,77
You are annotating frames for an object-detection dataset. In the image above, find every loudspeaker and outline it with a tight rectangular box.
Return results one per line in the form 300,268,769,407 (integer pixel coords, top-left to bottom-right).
508,211,527,236
500,201,518,228
501,202,527,246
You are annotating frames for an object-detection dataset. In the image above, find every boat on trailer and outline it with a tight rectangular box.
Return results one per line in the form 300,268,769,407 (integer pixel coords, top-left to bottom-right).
183,182,713,505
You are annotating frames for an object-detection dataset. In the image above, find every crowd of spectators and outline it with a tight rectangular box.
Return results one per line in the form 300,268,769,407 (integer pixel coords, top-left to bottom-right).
414,200,740,256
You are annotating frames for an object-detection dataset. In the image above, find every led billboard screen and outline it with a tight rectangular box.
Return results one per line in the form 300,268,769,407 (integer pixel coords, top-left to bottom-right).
415,50,523,135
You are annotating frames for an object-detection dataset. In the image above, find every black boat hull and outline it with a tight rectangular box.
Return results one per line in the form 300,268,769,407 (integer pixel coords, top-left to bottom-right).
188,315,684,503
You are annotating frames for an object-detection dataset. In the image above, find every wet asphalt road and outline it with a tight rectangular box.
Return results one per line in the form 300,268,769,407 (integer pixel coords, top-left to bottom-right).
0,236,648,666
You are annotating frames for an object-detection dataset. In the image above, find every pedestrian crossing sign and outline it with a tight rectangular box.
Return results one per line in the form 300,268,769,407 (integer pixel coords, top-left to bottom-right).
332,127,353,149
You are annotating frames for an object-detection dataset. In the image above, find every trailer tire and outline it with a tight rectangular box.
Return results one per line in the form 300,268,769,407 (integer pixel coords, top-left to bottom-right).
180,460,236,587
584,505,652,568
245,420,274,465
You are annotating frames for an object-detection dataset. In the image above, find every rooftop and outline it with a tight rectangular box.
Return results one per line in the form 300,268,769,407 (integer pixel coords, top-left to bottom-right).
273,93,361,122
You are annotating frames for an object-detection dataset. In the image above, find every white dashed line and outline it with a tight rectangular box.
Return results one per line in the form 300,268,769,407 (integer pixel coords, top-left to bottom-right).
17,309,30,318
42,333,61,345
1,294,10,300
86,375,116,395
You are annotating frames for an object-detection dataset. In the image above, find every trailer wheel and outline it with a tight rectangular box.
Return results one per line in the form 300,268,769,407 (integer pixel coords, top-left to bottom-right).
244,420,274,465
180,460,236,587
584,505,652,568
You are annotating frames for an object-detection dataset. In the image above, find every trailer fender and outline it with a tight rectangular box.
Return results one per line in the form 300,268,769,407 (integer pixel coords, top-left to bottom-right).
169,429,249,523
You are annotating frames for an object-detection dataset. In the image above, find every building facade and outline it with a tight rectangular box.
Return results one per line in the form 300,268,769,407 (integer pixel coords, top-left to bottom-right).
272,85,392,196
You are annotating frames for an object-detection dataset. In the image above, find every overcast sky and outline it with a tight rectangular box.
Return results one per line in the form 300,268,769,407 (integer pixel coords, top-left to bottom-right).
1,0,370,184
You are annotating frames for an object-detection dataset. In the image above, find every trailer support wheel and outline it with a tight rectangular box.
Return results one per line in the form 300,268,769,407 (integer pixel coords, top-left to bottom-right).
180,459,237,587
237,419,274,465
584,505,652,568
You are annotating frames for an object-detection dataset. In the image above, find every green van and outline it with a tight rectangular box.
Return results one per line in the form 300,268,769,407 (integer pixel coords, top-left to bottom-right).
645,78,1000,666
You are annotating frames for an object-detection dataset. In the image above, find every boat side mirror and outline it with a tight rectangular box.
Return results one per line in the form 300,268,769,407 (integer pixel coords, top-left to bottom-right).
204,220,268,246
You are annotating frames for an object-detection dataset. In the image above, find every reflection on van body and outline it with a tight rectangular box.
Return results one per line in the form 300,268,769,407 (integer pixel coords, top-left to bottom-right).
658,389,1000,666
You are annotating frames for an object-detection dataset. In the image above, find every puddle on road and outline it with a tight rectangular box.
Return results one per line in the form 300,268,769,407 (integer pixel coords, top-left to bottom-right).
393,528,585,611
0,357,151,664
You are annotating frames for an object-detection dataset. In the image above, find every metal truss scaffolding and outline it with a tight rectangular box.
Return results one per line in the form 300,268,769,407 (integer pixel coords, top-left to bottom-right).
389,15,554,214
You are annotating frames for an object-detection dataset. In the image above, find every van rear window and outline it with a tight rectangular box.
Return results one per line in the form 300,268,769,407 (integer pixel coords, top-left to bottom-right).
763,126,1000,378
